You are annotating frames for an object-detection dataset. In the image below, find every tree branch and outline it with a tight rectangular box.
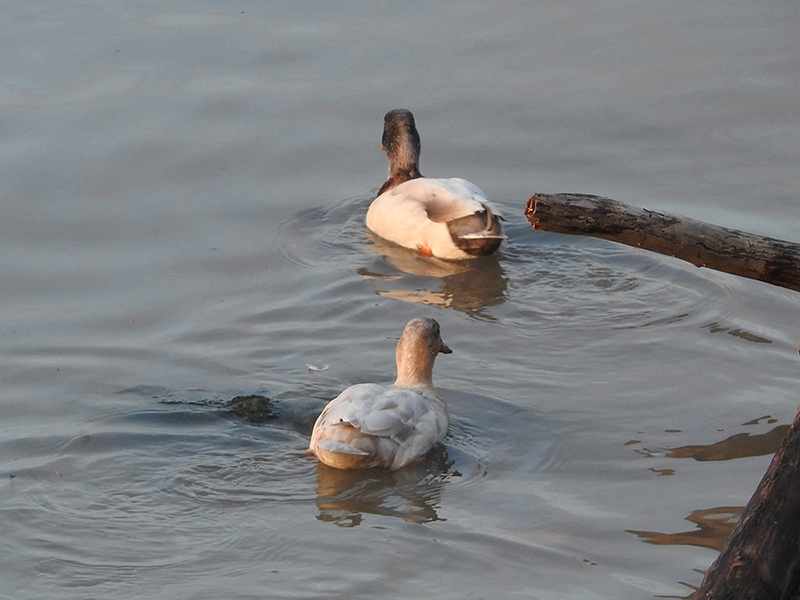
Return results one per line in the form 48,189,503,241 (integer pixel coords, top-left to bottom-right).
525,193,800,293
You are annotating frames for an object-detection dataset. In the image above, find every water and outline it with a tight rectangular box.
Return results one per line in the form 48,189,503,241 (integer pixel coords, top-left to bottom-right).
2,1,800,598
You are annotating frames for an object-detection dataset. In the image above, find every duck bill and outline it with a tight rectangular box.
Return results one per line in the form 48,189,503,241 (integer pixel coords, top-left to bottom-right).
439,342,453,354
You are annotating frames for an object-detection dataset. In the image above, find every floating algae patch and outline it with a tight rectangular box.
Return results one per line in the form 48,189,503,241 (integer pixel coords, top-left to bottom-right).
226,394,278,423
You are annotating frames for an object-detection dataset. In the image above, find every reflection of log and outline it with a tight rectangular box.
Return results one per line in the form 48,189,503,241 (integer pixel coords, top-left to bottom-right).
666,426,789,462
627,506,743,551
524,194,800,293
696,406,800,599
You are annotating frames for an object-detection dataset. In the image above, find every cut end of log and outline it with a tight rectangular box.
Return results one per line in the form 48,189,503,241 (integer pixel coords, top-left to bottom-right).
524,195,540,229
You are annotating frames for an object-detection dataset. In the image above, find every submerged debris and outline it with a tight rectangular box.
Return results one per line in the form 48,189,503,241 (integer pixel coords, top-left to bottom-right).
116,384,173,397
124,387,279,425
227,394,278,423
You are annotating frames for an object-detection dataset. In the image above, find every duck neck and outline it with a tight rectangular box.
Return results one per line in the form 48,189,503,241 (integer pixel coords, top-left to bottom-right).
379,124,422,195
379,167,422,197
388,144,421,181
394,337,436,388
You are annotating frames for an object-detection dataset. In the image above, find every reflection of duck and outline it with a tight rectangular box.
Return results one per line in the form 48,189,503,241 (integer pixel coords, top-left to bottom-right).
366,109,504,259
360,232,508,315
314,447,452,526
363,230,471,278
307,318,451,470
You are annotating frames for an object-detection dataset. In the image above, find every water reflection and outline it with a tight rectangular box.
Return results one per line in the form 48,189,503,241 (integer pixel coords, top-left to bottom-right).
359,233,507,315
627,506,743,551
666,425,788,461
703,322,772,344
313,446,453,526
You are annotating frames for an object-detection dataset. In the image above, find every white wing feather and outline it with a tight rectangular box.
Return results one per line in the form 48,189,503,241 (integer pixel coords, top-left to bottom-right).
311,383,448,468
367,177,502,259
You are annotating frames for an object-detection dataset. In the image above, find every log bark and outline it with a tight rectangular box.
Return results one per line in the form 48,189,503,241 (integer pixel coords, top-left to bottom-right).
696,405,800,600
525,193,800,293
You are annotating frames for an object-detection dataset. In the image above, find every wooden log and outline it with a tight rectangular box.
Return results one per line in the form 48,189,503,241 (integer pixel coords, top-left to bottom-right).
696,405,800,599
524,193,800,293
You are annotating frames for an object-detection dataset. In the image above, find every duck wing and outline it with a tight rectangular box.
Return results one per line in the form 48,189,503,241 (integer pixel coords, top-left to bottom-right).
314,384,448,468
367,177,504,259
321,385,442,437
419,179,504,255
382,178,490,223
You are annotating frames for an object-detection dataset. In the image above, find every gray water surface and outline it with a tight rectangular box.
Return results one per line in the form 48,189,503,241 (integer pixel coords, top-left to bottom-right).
2,2,800,598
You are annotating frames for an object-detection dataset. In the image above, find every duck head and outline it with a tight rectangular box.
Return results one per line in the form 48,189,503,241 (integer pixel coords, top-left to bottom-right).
379,109,423,195
394,317,451,388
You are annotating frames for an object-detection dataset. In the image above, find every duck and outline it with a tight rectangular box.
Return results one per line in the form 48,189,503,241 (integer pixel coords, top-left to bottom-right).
307,317,452,470
366,109,504,260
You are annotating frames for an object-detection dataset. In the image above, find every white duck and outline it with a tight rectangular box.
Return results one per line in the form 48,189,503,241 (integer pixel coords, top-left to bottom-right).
366,109,504,260
307,317,452,470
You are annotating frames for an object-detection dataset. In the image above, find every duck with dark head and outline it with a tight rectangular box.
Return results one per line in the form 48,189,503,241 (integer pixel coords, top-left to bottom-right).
367,109,504,260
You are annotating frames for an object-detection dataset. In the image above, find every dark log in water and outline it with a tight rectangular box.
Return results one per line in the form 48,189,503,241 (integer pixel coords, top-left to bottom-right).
524,193,800,293
696,405,800,599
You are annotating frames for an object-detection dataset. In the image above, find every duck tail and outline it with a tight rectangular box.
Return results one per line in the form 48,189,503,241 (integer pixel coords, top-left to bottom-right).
312,440,377,470
448,206,505,256
316,440,370,456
